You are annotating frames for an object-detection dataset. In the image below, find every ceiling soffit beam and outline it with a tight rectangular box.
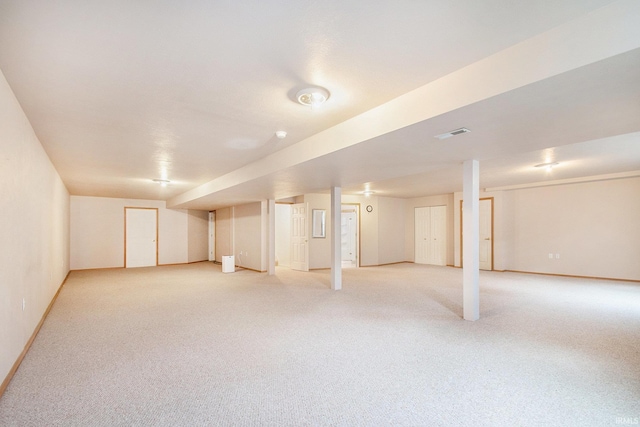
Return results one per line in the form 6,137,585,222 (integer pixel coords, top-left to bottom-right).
167,0,640,209
485,170,640,192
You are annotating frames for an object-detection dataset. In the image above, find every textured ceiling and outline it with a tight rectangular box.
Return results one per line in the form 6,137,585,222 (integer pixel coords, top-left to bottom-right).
0,0,638,209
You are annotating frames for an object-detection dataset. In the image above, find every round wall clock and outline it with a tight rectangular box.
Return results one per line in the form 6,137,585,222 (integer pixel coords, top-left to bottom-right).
366,205,373,213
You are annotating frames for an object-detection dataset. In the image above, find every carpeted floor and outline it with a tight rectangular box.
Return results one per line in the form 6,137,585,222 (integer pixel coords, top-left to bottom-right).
0,262,639,426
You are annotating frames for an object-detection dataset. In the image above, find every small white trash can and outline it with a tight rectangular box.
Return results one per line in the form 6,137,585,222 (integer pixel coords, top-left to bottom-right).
222,255,235,273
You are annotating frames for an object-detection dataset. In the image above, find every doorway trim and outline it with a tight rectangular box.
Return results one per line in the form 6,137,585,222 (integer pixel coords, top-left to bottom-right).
341,203,361,268
459,197,494,270
208,211,215,262
290,202,310,272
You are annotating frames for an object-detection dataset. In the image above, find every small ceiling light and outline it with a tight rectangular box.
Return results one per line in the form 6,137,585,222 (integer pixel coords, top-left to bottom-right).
362,190,375,197
275,130,287,139
152,179,170,187
534,162,559,171
296,87,330,109
434,127,471,140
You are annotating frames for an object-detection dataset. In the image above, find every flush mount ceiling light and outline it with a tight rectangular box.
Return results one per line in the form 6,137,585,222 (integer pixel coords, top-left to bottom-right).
434,127,471,140
362,190,376,197
296,87,330,108
534,162,559,171
275,130,287,139
152,179,170,187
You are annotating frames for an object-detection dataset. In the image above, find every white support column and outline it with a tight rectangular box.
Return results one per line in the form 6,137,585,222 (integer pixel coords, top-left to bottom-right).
463,160,480,321
330,187,342,290
267,199,276,276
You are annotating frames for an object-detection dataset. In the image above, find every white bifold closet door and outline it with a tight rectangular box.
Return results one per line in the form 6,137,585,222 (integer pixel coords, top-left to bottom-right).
125,208,158,268
415,206,447,266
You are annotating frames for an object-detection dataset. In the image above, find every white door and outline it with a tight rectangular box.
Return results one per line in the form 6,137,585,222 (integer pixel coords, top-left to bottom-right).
208,211,215,261
415,206,447,266
290,203,309,271
479,199,493,271
125,208,157,268
415,207,430,265
341,210,357,266
428,205,447,265
460,198,493,271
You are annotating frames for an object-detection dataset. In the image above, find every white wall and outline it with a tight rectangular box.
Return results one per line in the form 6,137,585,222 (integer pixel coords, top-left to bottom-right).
453,191,508,270
233,202,265,271
377,197,406,265
261,201,268,272
447,177,640,281
342,195,380,267
302,193,405,269
215,203,265,271
70,196,189,269
405,194,454,265
223,194,398,271
0,70,70,387
504,177,640,281
159,206,189,265
187,210,209,263
305,194,332,269
215,207,233,263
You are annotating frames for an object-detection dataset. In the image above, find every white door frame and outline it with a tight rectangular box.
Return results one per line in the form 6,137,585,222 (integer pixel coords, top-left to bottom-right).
208,211,215,262
341,204,360,268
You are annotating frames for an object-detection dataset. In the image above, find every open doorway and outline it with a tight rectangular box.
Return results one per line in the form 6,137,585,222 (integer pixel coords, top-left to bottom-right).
275,201,360,270
208,211,215,262
341,204,359,268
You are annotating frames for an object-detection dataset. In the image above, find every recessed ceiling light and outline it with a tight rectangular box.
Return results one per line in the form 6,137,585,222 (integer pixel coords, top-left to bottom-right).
296,87,330,108
362,190,375,197
152,179,170,187
534,162,559,170
434,127,471,140
275,130,287,139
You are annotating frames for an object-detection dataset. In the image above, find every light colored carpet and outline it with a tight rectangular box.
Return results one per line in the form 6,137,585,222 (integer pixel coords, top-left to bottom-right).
0,263,638,426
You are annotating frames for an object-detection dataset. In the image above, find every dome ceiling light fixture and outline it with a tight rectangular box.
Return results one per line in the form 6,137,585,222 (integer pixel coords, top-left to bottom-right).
296,87,330,109
275,130,287,139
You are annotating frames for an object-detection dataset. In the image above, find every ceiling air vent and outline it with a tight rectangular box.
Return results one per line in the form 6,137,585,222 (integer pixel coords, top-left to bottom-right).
434,127,471,140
